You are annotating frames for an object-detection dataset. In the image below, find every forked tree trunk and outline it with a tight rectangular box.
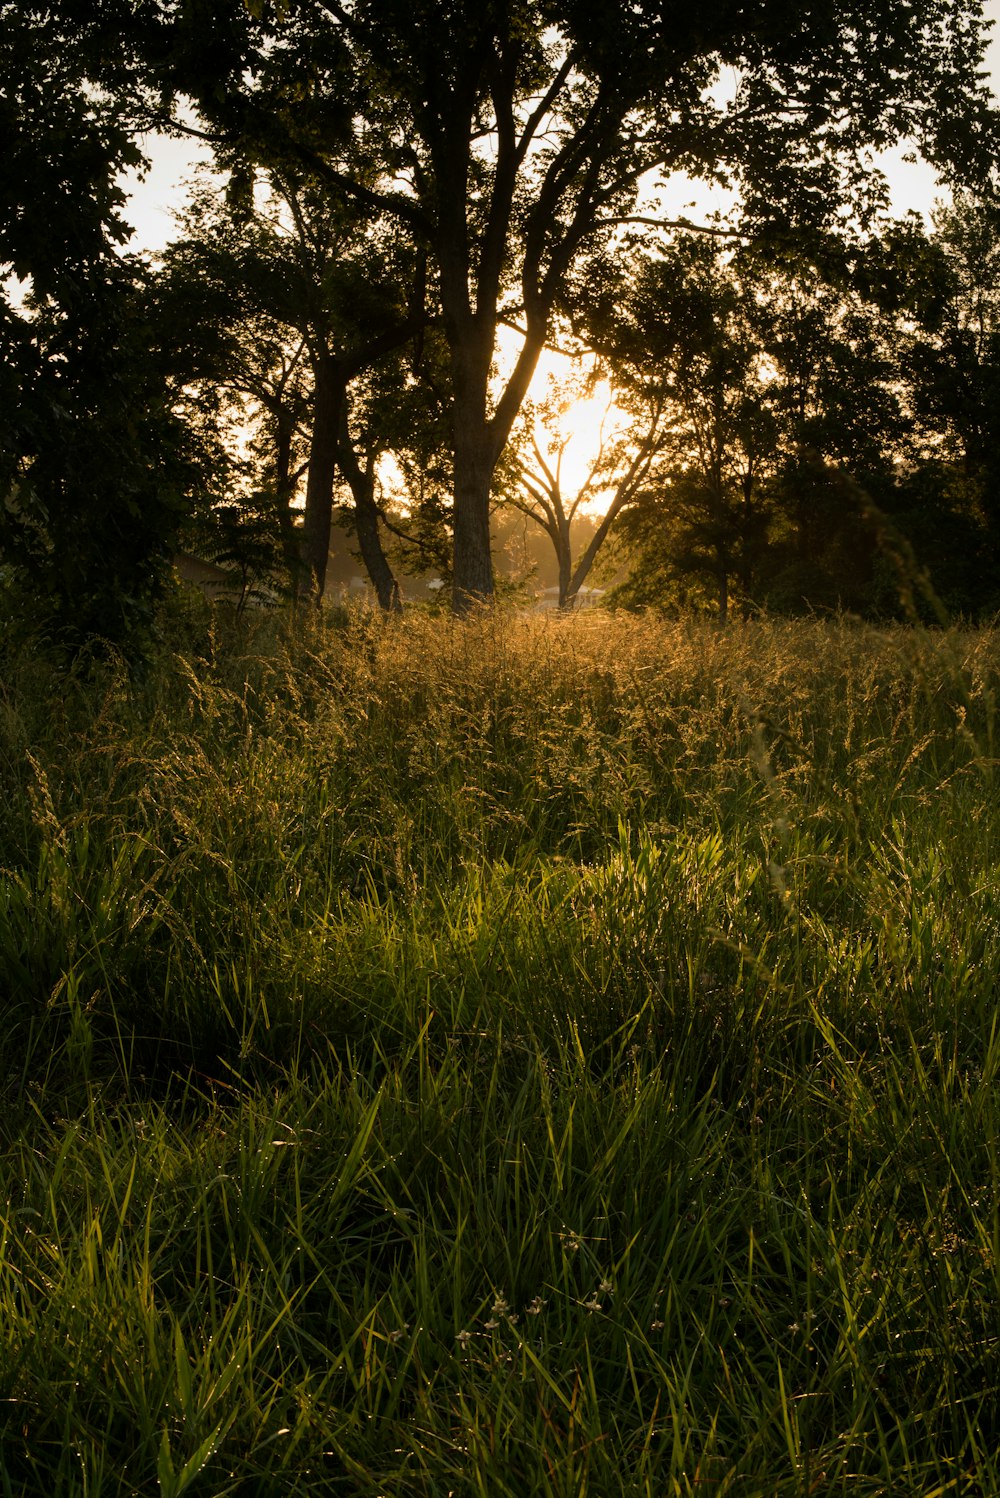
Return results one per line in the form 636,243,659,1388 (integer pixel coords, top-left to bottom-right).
439,200,549,610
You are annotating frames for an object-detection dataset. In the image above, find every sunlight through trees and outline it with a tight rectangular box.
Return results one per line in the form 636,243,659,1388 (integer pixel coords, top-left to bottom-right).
3,0,1000,642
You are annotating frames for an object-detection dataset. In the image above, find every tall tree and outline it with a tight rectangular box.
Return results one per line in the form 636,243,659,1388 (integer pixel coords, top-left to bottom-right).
142,0,997,611
602,236,923,617
153,190,314,589
602,241,780,618
758,251,906,611
0,4,199,651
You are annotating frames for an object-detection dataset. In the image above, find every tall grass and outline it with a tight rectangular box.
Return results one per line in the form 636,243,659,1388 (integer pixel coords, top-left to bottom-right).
2,603,1000,1492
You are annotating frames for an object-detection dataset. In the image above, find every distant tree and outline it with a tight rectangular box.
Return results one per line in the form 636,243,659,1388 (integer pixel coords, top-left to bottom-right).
158,174,429,606
509,363,668,607
590,240,779,619
603,236,922,618
154,188,315,590
885,197,1000,613
757,252,906,613
330,335,458,606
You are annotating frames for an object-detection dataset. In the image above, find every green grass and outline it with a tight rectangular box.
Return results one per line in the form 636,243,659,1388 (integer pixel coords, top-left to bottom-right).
2,602,1000,1492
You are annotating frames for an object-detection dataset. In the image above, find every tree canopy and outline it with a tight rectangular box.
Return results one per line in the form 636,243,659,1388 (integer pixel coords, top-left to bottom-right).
141,0,999,608
1,0,999,643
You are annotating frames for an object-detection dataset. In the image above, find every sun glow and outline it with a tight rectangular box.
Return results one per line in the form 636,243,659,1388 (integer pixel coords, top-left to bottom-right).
494,330,633,512
531,372,630,508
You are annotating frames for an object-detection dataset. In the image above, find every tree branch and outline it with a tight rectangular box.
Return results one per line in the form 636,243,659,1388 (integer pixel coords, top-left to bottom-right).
593,215,743,238
513,51,577,172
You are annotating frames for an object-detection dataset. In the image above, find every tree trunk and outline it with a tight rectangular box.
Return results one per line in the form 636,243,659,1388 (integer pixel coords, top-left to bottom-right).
337,420,403,613
302,353,343,601
451,407,496,612
738,467,755,604
273,411,305,599
436,168,549,611
556,518,573,607
562,487,634,608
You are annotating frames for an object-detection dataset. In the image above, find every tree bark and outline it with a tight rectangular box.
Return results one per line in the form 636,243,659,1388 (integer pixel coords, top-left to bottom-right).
273,410,305,597
337,418,403,613
448,334,549,613
449,348,498,610
451,429,495,611
302,352,343,601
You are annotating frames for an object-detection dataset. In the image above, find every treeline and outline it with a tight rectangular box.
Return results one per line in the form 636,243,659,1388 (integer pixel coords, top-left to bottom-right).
2,1,999,649
584,208,1000,622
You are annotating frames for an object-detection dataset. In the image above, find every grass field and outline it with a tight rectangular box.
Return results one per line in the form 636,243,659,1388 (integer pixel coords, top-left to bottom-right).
2,603,1000,1494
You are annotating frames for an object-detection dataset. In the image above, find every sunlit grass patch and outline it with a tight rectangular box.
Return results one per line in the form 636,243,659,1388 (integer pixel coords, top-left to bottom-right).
2,606,1000,1491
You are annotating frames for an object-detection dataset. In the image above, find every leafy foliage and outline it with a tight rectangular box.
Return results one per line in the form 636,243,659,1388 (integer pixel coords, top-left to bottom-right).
0,263,202,653
0,6,207,653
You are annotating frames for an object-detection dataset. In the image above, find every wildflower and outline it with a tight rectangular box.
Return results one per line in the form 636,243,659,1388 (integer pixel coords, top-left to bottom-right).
650,1320,665,1331
456,1329,472,1347
484,1318,499,1331
526,1296,546,1316
388,1325,409,1344
491,1294,509,1316
598,1279,613,1296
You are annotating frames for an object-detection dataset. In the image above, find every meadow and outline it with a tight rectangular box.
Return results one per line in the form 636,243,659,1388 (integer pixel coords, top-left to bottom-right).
2,601,1000,1495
